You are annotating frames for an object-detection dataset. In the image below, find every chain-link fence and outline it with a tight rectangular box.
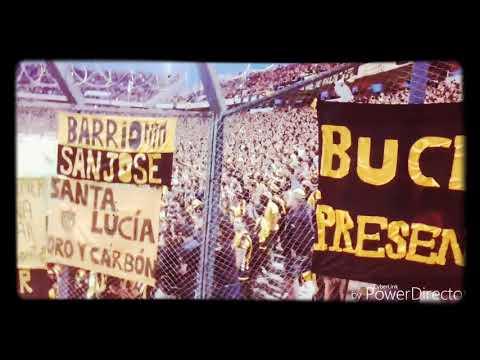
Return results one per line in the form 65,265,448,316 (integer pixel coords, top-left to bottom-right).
16,61,463,300
16,105,213,299
197,61,463,301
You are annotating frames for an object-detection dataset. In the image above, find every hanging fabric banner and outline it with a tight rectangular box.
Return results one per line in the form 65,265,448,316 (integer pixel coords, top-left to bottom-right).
312,102,465,291
17,178,48,269
56,113,177,187
46,177,164,286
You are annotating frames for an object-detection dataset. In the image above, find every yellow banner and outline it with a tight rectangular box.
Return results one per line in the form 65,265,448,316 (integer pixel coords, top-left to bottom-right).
17,178,48,269
57,112,177,153
46,177,164,286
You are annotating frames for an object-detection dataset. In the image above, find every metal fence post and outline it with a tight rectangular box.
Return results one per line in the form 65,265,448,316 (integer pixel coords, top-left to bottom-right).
409,61,430,104
196,64,226,299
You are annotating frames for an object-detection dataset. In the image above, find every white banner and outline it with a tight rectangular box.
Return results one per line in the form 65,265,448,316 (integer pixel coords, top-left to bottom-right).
47,177,164,286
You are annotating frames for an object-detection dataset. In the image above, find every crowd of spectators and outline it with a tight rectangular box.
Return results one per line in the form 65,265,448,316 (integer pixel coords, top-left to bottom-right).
355,87,410,104
216,107,320,298
424,76,463,103
133,106,321,299
354,76,462,104
219,63,342,99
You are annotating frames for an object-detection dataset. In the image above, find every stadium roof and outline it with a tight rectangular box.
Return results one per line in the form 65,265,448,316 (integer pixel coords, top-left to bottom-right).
16,61,276,109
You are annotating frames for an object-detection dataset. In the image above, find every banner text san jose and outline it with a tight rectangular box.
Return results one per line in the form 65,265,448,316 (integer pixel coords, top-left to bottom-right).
56,112,176,187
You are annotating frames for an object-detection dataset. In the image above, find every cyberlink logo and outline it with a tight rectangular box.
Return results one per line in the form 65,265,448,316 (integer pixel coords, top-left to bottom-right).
350,284,464,302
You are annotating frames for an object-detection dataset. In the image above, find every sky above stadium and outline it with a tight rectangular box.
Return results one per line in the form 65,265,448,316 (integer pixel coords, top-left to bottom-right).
66,61,277,89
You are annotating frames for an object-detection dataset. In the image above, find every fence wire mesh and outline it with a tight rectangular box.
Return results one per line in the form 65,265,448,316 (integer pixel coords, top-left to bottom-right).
200,60,463,301
16,106,212,299
16,61,463,300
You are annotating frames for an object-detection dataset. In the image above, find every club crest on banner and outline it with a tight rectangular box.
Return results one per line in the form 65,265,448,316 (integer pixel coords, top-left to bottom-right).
61,209,76,233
